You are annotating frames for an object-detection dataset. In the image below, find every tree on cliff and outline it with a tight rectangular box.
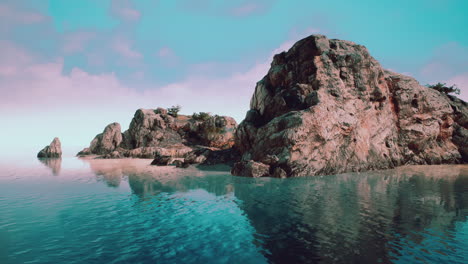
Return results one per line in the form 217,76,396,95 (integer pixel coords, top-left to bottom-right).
168,105,181,117
426,82,460,95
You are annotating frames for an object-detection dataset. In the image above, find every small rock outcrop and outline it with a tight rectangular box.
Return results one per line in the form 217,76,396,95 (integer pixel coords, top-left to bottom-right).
84,122,122,155
233,34,468,177
78,108,238,163
37,137,62,158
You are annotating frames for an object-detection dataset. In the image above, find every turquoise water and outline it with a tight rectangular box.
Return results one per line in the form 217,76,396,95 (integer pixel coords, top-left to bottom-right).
0,157,467,264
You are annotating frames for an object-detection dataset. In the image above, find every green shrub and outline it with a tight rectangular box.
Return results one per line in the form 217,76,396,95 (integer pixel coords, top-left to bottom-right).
168,105,181,117
192,112,211,121
426,82,460,95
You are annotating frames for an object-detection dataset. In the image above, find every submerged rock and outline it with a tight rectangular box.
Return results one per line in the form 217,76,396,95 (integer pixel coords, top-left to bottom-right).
234,34,467,177
37,137,62,158
151,154,172,166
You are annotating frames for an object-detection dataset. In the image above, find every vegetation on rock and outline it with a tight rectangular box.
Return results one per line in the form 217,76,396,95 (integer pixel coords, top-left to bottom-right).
168,105,181,117
192,112,212,121
426,82,460,95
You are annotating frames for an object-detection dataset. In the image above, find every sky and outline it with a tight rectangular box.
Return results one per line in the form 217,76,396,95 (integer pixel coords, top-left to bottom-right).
0,0,467,156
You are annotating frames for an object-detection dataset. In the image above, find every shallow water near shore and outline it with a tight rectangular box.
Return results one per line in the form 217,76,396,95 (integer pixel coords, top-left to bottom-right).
0,156,467,264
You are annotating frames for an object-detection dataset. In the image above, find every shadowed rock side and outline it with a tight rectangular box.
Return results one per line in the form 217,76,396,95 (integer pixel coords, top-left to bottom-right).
37,137,62,158
233,34,468,177
78,108,238,164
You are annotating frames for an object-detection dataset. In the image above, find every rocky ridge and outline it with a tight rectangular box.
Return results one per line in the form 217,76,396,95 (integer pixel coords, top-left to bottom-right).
78,108,239,165
233,34,467,177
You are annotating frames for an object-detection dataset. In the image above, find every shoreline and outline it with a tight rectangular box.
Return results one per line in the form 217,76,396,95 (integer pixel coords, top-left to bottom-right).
73,155,468,180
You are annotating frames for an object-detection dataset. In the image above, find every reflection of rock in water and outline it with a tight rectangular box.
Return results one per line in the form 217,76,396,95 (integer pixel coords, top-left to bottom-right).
79,158,468,263
38,158,62,175
85,159,125,187
232,165,468,264
81,157,231,193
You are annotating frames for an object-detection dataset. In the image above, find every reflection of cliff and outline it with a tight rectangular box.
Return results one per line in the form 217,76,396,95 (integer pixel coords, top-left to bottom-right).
81,158,467,263
38,158,62,175
232,165,468,264
82,158,232,195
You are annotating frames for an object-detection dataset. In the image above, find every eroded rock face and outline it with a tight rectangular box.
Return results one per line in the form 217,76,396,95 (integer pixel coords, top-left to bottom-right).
87,122,123,155
37,137,62,158
184,147,241,166
234,34,467,177
78,108,237,161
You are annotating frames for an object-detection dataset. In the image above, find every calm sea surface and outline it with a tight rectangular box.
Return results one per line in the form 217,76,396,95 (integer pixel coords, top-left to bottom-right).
0,156,467,264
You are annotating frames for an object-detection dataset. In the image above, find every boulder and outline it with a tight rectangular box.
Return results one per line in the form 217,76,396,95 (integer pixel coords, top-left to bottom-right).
231,160,270,178
151,154,172,166
37,137,62,158
100,151,122,159
79,122,122,155
183,147,241,166
234,34,467,177
173,160,190,168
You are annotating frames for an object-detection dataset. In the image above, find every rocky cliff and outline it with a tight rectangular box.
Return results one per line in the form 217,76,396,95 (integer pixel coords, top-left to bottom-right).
78,108,237,161
38,137,62,158
233,35,467,177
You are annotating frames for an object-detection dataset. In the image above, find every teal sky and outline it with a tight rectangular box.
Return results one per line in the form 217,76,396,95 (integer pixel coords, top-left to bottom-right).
0,0,467,154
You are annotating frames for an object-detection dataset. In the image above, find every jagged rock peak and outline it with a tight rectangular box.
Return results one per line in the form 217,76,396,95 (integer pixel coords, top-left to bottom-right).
234,34,467,178
37,137,62,158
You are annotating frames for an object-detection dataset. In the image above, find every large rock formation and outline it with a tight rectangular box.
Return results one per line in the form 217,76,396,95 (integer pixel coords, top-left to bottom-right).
78,108,237,162
234,35,467,177
37,137,62,158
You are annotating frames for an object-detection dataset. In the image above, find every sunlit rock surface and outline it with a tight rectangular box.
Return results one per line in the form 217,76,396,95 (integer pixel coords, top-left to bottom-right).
234,35,468,177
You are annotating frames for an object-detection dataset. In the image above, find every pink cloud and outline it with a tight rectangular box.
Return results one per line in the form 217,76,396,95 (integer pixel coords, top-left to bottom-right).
112,38,142,59
132,71,145,80
446,73,468,102
228,1,274,17
157,47,180,67
0,3,46,25
62,32,96,53
0,37,298,152
111,0,141,21
420,42,468,80
0,38,295,121
0,41,34,77
230,3,262,16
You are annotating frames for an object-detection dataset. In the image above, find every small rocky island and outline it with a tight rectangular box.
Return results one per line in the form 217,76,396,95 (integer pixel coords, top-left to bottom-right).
77,107,239,166
38,137,62,158
78,35,467,178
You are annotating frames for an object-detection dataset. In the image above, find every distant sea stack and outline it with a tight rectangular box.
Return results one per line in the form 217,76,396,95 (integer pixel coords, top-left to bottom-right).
37,137,62,158
78,108,238,163
233,34,467,177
